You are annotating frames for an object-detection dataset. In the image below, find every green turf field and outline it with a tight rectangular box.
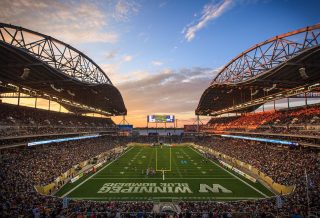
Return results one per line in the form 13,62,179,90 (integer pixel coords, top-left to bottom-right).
56,145,274,201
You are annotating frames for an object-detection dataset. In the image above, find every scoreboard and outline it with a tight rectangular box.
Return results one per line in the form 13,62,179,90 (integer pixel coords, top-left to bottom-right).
147,115,174,123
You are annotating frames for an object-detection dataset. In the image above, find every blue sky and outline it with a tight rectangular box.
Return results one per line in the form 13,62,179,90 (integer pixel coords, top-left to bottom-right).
76,0,320,77
1,0,320,126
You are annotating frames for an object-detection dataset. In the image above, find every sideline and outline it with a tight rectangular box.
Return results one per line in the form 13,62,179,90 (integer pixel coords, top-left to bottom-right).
90,177,237,180
189,146,269,198
61,146,134,198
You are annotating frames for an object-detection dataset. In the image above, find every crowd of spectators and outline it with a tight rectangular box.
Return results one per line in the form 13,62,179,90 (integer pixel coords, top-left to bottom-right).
189,137,320,217
0,103,116,138
265,106,320,126
179,200,280,218
207,116,240,126
253,127,320,137
205,105,320,136
0,136,156,217
1,132,319,217
2,137,122,186
206,111,281,131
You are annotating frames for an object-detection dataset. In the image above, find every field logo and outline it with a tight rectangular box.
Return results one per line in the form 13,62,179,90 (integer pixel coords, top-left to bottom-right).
98,183,192,194
98,183,232,194
199,184,232,193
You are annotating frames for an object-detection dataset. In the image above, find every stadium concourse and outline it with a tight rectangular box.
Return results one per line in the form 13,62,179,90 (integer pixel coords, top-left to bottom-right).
0,23,320,218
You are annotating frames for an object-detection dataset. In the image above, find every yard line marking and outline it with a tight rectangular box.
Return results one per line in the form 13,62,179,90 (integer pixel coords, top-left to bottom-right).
172,150,183,178
61,146,134,198
147,147,155,170
189,146,269,198
156,147,172,171
69,196,264,200
90,177,237,180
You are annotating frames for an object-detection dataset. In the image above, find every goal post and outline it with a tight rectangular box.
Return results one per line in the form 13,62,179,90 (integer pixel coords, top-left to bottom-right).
155,147,172,180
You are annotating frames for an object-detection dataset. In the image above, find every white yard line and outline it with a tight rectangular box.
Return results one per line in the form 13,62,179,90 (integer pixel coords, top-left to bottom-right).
147,147,156,170
156,147,172,172
172,150,183,178
90,177,237,180
189,146,269,198
61,147,134,198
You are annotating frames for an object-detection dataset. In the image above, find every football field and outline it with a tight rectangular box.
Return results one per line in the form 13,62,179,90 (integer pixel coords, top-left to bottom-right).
56,145,274,201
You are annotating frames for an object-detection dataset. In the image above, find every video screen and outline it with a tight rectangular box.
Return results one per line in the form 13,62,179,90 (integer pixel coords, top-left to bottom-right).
147,115,174,123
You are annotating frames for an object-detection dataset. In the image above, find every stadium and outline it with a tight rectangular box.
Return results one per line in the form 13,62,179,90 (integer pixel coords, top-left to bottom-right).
0,2,320,218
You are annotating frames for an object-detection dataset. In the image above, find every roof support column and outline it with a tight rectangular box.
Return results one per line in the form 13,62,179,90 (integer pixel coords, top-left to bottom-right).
34,97,37,109
17,88,21,106
175,119,178,132
197,115,199,133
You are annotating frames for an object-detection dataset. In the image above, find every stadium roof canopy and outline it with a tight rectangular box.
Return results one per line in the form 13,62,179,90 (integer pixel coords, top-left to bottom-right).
0,23,126,116
196,24,320,116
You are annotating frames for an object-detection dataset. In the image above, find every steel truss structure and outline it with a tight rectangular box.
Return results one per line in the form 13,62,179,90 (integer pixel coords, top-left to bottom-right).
0,23,111,84
213,82,320,115
197,24,320,116
0,23,126,115
213,24,320,84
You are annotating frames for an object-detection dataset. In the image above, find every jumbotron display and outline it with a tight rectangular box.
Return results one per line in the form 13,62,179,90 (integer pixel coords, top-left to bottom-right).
147,115,175,123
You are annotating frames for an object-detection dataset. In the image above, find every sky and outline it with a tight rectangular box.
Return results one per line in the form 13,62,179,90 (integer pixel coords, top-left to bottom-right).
1,0,320,127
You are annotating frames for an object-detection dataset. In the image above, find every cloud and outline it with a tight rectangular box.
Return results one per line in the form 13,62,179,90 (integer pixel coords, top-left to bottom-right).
101,64,148,84
122,55,133,62
138,32,150,43
117,67,221,118
151,61,164,66
159,1,168,8
105,50,118,60
0,0,118,44
113,0,140,21
183,0,232,42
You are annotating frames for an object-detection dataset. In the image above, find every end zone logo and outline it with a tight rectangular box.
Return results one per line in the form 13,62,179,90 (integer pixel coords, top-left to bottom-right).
98,183,232,194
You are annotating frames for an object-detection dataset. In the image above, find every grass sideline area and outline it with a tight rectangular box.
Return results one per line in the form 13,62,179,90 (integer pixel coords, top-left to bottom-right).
55,145,274,201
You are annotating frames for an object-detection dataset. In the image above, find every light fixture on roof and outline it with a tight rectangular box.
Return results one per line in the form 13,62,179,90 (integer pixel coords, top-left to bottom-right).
308,83,320,91
91,89,98,94
21,68,30,79
22,87,31,92
263,84,277,92
50,84,63,92
299,67,309,79
251,90,259,96
67,90,75,96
